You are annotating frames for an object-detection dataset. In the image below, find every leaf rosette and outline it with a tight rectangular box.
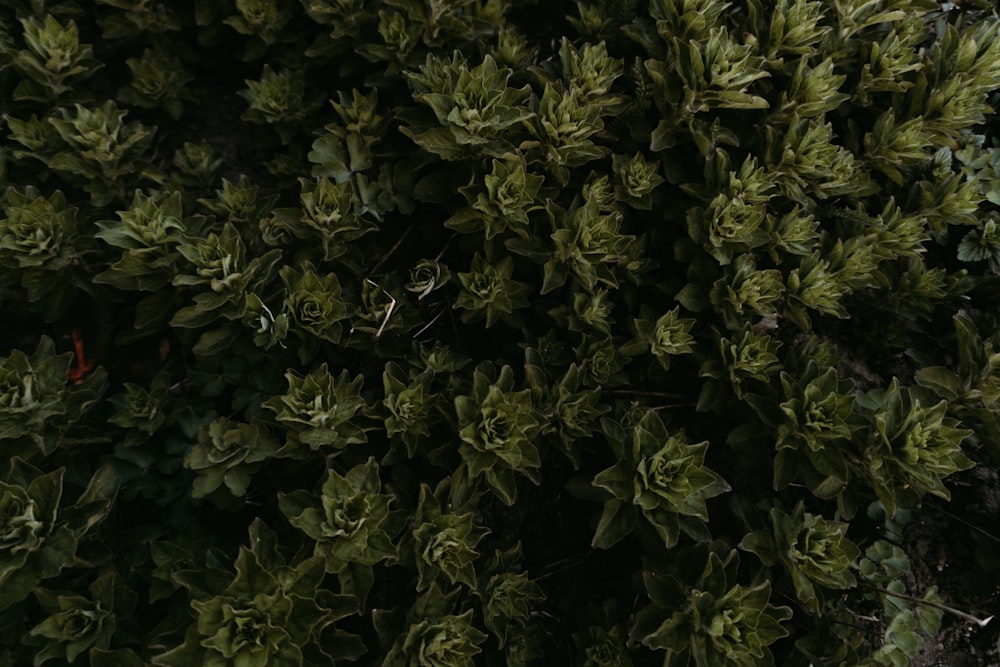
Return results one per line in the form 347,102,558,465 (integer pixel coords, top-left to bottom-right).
592,410,730,548
0,460,77,612
455,364,542,504
405,258,451,299
740,502,860,612
281,263,350,344
154,521,364,667
448,157,544,239
634,548,791,666
380,585,488,667
0,337,71,446
859,380,974,515
612,152,665,210
184,417,279,497
454,254,532,328
480,571,545,646
26,571,117,664
264,364,367,457
401,53,533,160
411,485,488,590
0,186,78,270
279,457,396,574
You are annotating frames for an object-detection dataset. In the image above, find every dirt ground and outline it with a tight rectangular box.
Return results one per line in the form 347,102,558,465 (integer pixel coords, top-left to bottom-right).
907,464,1000,665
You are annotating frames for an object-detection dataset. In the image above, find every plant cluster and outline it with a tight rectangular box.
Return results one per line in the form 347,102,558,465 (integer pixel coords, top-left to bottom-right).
1,0,1000,664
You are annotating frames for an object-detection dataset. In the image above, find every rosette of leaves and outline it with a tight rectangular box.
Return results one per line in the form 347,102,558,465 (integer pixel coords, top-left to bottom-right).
740,502,860,613
348,276,419,342
698,326,782,405
278,458,397,601
0,186,81,309
857,379,974,515
591,409,730,548
528,83,607,184
490,25,536,71
281,263,350,346
400,53,534,160
309,88,390,181
625,305,696,371
300,0,373,57
454,253,532,328
24,570,117,664
107,372,173,448
268,176,379,262
0,458,118,612
548,288,616,335
0,461,75,612
410,484,488,590
681,151,776,266
0,336,71,449
117,47,193,119
183,417,278,498
405,258,450,299
577,625,632,667
447,157,545,239
707,252,785,330
8,14,102,102
611,152,664,210
263,364,367,457
3,113,63,168
745,361,863,498
240,65,320,143
575,334,632,387
478,566,544,648
94,190,191,292
454,363,543,505
533,199,637,294
46,101,155,206
223,0,293,54
632,547,791,666
198,176,280,226
644,27,770,152
556,38,626,113
171,222,281,329
357,9,423,73
95,0,184,38
378,583,488,667
155,520,365,667
379,362,438,461
763,118,869,204
172,141,224,190
525,354,609,468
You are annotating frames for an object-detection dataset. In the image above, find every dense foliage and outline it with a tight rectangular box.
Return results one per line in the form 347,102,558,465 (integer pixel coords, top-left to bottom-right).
1,0,1000,664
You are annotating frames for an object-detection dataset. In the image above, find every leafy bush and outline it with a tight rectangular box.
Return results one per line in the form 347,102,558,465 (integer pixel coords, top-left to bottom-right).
1,0,999,664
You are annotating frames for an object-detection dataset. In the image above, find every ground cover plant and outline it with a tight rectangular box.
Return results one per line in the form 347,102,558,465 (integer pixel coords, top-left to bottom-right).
1,0,1000,664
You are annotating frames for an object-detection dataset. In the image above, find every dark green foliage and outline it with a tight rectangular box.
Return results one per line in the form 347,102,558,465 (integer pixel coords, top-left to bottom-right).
1,0,1000,664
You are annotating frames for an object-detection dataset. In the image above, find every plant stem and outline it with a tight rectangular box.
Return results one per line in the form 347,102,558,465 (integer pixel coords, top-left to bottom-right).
866,585,994,627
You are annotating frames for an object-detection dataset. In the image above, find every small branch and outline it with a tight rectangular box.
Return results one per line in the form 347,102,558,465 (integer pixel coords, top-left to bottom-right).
604,389,689,399
367,225,414,277
925,500,1000,544
412,307,446,340
865,585,994,627
433,233,458,262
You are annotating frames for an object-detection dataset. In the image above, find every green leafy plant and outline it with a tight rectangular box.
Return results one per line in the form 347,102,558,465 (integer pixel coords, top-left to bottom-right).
591,409,730,548
633,547,792,666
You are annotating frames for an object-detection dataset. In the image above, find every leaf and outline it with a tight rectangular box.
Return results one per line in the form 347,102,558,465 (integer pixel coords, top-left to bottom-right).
591,500,636,549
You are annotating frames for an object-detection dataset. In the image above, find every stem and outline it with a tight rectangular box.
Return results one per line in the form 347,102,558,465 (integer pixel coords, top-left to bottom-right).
865,585,994,627
604,389,689,399
368,224,414,277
